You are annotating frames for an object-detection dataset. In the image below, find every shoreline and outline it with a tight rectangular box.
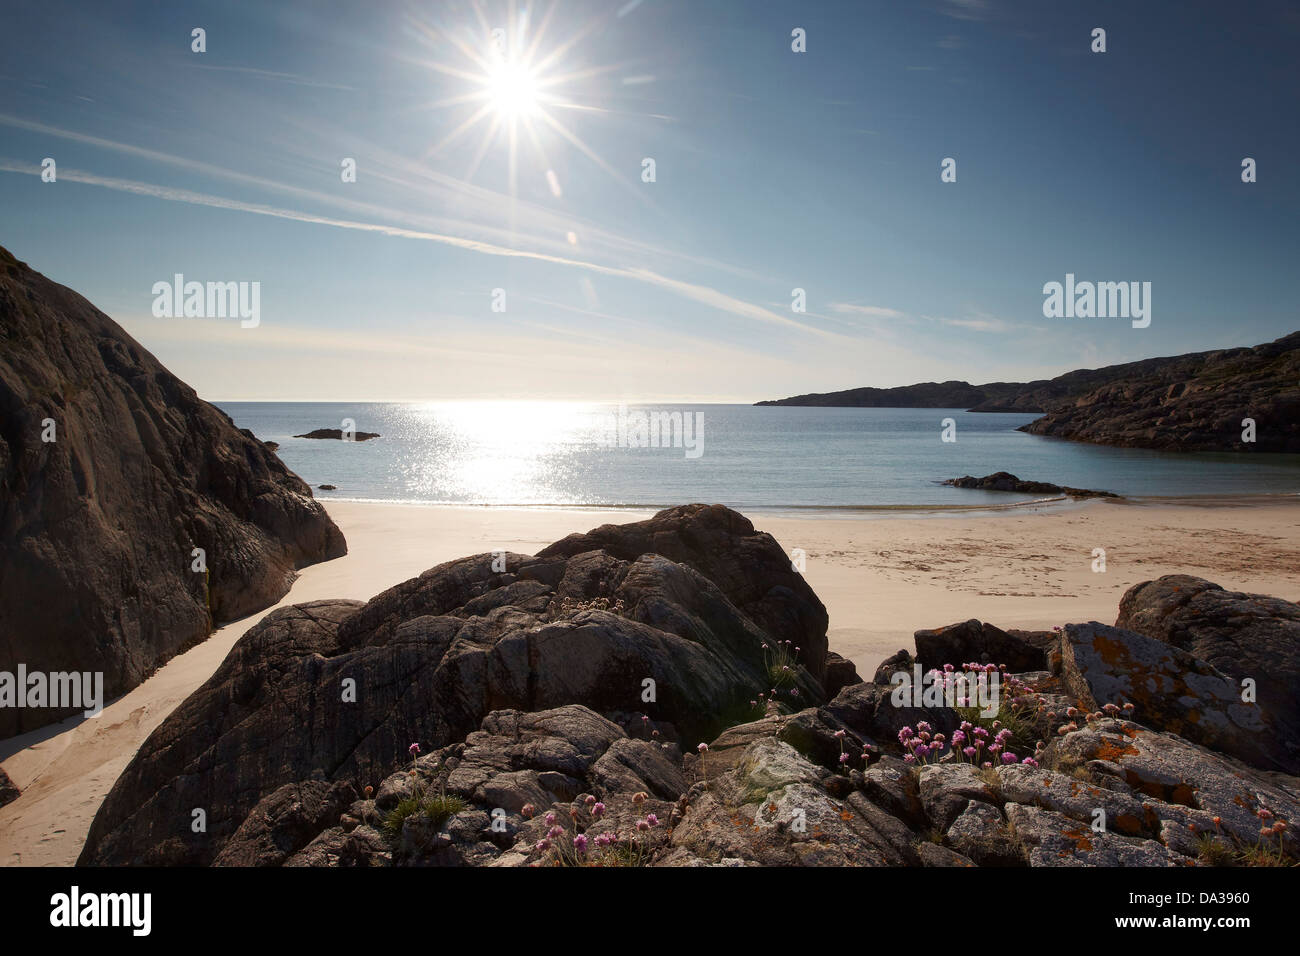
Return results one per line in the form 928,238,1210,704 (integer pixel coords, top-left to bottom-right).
299,490,1300,519
2,493,1297,865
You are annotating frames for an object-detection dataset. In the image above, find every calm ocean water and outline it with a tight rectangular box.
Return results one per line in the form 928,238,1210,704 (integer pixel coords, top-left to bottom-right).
217,402,1300,513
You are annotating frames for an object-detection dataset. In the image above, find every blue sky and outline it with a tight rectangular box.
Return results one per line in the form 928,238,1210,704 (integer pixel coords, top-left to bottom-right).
1,0,1297,401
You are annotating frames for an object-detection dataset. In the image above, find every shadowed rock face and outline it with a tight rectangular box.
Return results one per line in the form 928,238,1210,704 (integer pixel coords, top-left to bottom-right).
0,246,346,737
78,504,830,866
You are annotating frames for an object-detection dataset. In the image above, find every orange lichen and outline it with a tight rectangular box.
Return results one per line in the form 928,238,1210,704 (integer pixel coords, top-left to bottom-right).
1062,827,1094,852
1095,738,1140,762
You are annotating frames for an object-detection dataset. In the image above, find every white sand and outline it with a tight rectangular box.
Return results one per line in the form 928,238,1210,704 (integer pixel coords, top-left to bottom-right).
2,496,1297,865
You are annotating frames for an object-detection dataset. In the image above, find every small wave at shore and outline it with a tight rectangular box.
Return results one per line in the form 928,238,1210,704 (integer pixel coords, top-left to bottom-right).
316,491,1299,520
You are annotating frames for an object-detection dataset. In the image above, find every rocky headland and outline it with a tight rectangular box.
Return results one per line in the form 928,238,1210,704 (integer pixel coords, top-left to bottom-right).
758,331,1300,453
79,504,1299,868
0,246,347,738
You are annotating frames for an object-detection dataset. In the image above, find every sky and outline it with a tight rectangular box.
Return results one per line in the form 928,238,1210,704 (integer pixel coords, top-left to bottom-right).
1,0,1297,402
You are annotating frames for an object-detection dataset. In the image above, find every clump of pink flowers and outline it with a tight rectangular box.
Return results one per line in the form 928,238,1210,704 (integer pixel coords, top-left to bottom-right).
898,718,1038,767
533,793,663,867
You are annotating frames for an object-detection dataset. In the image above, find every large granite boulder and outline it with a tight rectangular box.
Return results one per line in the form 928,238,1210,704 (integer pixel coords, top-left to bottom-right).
535,503,829,683
0,246,346,737
1116,574,1300,772
1059,620,1297,774
78,505,829,865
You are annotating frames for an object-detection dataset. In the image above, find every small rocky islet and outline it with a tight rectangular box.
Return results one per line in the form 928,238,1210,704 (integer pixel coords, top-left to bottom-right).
942,472,1120,499
294,428,381,441
80,504,1300,868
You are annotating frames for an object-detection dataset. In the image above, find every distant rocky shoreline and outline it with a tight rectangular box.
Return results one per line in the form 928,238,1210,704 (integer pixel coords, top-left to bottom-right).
758,331,1300,453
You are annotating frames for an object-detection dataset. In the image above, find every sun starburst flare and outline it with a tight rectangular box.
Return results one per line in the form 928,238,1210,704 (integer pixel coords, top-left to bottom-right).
407,2,651,240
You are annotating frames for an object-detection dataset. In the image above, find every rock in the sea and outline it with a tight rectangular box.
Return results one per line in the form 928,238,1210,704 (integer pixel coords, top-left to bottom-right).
0,246,346,738
78,504,829,865
942,472,1118,499
294,428,380,441
318,484,337,491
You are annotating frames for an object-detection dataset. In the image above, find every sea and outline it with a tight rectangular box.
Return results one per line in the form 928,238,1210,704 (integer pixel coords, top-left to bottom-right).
216,402,1300,516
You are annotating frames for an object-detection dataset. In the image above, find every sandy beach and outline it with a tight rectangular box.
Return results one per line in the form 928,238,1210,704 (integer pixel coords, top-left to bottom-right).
3,495,1298,866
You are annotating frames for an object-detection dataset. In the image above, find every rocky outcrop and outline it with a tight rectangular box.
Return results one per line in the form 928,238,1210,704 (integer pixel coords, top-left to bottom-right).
942,472,1119,499
78,513,1299,868
0,246,346,738
294,428,380,441
78,504,830,866
758,331,1300,452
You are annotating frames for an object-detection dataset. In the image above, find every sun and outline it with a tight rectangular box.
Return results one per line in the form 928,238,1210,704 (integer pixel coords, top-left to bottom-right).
407,3,654,228
484,59,541,119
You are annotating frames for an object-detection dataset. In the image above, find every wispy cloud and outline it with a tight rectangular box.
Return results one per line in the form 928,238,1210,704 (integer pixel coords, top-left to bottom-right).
939,0,992,21
0,113,762,284
830,303,909,320
831,302,1019,334
185,64,358,91
0,160,842,340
